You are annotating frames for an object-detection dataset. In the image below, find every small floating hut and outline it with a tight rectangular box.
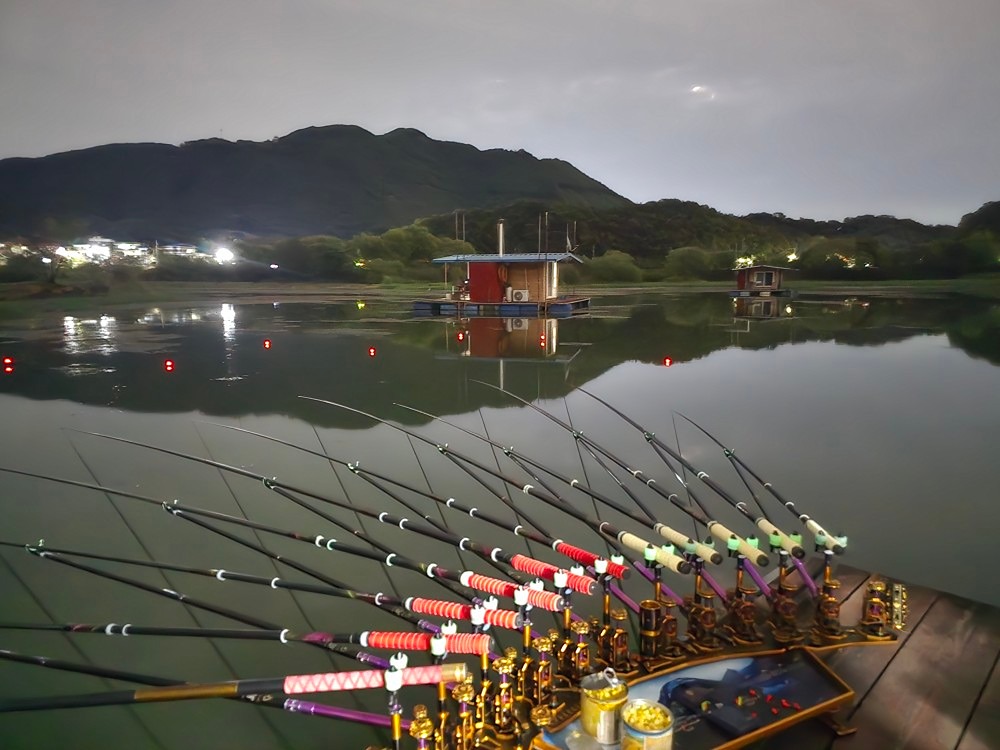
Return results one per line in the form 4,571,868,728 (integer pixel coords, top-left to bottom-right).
413,220,590,317
730,264,797,298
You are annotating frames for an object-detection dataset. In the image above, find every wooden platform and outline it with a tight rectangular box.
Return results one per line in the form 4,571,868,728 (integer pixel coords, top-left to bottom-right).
412,296,590,317
750,567,1000,750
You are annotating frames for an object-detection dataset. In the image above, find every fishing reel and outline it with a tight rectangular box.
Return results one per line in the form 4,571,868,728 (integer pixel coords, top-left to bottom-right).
860,580,907,639
722,597,765,646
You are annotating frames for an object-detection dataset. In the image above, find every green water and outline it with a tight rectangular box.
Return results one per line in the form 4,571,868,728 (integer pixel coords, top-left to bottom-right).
1,290,998,749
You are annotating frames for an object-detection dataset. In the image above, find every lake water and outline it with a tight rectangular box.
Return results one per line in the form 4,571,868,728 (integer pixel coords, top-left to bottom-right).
1,289,998,749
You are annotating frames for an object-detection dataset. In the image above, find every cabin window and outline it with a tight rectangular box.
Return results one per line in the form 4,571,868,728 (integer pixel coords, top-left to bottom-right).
753,271,774,287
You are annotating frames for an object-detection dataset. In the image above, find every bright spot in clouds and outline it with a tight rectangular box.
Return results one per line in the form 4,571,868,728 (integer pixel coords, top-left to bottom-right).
690,84,716,101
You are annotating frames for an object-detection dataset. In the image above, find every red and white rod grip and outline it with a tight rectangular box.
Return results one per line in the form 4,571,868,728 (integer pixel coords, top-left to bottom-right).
406,598,522,630
553,541,630,579
510,554,596,594
282,663,468,694
363,631,492,655
460,572,565,611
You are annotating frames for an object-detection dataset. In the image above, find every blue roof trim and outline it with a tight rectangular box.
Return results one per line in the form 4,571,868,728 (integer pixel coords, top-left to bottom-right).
431,253,584,265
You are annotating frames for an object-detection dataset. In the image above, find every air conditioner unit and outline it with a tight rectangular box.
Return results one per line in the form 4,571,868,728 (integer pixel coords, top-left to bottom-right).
511,289,530,302
511,318,529,330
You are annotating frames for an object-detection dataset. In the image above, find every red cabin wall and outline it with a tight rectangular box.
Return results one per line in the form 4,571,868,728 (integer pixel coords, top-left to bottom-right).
469,263,505,302
736,269,748,290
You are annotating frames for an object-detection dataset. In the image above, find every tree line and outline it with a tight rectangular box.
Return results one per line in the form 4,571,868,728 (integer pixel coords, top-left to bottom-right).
4,200,998,287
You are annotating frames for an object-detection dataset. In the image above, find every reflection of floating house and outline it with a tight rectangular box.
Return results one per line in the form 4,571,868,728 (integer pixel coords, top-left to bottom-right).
732,296,795,320
725,295,797,339
451,317,561,359
730,264,796,298
414,220,590,317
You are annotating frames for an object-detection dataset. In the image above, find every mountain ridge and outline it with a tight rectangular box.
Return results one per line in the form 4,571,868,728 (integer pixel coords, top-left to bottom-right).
0,125,629,242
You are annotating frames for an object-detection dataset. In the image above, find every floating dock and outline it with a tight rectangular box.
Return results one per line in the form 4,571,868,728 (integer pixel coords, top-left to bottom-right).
412,296,590,318
762,566,1000,750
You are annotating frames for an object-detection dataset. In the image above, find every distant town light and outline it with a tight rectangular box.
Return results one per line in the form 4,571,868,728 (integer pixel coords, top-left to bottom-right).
41,257,52,264
269,264,279,270
787,251,799,262
356,300,366,310
215,247,235,264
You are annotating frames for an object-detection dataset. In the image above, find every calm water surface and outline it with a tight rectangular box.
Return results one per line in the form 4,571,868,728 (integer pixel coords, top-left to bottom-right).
1,290,998,749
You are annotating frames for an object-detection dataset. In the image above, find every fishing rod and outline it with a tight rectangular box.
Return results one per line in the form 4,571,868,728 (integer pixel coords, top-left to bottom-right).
70,425,513,599
0,468,465,632
389,402,710,607
0,661,469,713
70,429,589,596
569,386,807,559
562,395,662,524
307,400,649,578
0,648,411,731
200,421,631,584
356,415,641,615
267,428,532,586
265,480,582,593
2,462,565,613
302,397,692,578
664,497,776,599
470,380,777,566
3,542,387,668
553,400,707,607
393,402,722,567
395,401,651,580
608,429,818,600
0,622,495,656
166,499,567,613
0,540,523,633
243,466,521,604
674,411,845,554
573,388,825,596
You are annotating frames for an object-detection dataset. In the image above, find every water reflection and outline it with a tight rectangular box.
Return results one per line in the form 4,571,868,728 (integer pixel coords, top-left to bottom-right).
446,318,564,360
732,296,795,320
1,291,1000,750
61,314,119,358
3,293,1000,422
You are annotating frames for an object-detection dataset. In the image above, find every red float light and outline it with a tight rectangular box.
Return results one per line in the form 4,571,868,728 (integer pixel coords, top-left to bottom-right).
263,339,272,349
368,346,377,358
662,357,673,367
456,331,466,342
164,359,175,372
2,355,13,375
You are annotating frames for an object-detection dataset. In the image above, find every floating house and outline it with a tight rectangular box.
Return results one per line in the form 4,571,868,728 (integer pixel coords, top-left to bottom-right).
413,220,590,317
730,264,796,298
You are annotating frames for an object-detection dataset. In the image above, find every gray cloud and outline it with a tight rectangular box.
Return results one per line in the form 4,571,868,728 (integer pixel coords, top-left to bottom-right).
1,0,997,224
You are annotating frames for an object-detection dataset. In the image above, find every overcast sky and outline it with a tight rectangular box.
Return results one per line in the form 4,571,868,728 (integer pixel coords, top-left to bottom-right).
2,0,997,225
